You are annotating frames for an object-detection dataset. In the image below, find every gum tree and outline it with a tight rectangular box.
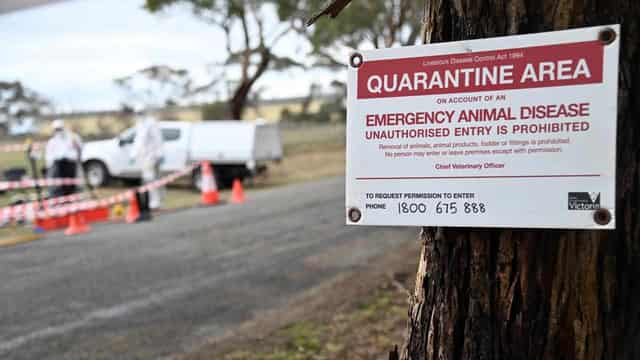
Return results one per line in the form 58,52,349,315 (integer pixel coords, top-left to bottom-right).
0,81,50,135
310,1,640,359
145,0,305,119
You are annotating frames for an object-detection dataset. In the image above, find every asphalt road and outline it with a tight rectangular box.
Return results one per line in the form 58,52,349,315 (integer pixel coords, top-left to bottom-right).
0,177,417,359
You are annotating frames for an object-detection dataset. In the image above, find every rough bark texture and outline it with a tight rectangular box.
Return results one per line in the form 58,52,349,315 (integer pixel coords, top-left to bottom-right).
400,1,640,359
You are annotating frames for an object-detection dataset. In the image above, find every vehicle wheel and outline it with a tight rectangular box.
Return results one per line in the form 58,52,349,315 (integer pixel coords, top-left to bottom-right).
84,161,110,187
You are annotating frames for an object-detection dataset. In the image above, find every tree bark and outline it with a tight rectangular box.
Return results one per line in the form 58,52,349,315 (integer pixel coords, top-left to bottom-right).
229,48,271,120
400,1,640,359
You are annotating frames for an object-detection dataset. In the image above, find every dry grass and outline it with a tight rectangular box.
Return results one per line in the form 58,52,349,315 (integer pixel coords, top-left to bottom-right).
93,183,201,211
252,123,345,187
280,123,346,154
0,226,43,247
0,151,32,172
253,150,344,188
220,290,408,360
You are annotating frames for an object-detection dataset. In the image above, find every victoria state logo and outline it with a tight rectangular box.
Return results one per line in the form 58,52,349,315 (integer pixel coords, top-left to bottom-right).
568,192,601,210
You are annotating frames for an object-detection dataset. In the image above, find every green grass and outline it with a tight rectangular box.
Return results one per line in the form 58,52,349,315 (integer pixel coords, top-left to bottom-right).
219,289,404,360
352,292,406,322
281,322,325,354
223,321,327,360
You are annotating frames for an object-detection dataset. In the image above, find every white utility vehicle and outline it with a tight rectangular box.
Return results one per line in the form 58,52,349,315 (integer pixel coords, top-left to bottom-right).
81,121,283,188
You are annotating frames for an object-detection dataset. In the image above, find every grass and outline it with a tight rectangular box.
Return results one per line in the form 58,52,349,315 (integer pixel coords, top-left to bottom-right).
0,225,44,248
252,150,344,189
224,322,328,360
219,282,408,360
280,123,346,154
0,151,33,172
94,182,202,211
252,123,345,188
222,322,327,360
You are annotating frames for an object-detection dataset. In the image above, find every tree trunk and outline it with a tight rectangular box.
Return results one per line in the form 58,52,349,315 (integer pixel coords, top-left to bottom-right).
229,48,272,120
400,1,640,359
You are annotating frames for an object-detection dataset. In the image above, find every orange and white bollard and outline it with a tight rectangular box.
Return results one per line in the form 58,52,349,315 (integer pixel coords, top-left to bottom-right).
230,178,245,204
64,211,91,236
125,191,140,223
200,162,220,205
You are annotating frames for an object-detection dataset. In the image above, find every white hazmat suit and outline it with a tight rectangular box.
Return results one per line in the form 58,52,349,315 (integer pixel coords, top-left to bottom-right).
45,120,83,197
131,116,164,209
45,128,82,169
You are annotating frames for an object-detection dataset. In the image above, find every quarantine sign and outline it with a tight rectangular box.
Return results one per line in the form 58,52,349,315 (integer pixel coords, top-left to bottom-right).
345,25,619,229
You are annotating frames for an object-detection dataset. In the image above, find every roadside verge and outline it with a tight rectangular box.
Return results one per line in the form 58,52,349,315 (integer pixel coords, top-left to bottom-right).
181,238,421,360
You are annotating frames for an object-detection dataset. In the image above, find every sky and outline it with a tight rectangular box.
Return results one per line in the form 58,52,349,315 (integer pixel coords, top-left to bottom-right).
0,0,343,113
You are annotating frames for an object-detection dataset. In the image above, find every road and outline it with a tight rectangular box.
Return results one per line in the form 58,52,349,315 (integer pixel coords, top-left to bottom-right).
0,177,416,359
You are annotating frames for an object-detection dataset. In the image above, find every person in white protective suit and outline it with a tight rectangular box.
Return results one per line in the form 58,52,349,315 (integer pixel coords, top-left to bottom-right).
45,119,82,197
130,113,164,221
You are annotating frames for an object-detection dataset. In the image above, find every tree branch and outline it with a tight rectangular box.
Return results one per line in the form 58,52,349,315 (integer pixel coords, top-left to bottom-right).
239,2,251,83
306,0,354,26
268,25,293,48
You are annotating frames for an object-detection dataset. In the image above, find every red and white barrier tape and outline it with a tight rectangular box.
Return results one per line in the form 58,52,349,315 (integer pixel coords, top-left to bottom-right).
136,163,197,193
0,192,92,224
1,162,197,193
40,192,90,207
0,177,83,191
0,142,44,153
0,163,199,224
33,163,199,220
0,203,34,224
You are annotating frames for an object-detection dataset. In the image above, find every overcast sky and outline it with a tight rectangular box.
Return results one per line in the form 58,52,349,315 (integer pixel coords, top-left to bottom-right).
0,0,341,112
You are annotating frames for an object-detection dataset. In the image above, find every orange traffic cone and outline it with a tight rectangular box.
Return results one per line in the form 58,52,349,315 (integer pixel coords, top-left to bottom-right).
230,179,245,204
200,162,220,205
64,211,91,236
125,192,140,223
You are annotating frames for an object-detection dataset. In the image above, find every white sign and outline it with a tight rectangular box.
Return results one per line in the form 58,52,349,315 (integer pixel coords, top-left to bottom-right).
346,25,619,229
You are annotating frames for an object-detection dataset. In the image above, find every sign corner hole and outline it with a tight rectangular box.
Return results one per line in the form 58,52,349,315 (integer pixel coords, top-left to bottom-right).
593,208,612,226
348,207,362,223
350,53,363,68
598,28,616,45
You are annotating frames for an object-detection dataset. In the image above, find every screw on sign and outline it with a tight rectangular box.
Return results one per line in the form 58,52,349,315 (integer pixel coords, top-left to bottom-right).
599,28,617,45
350,52,363,68
593,208,612,226
347,207,362,223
